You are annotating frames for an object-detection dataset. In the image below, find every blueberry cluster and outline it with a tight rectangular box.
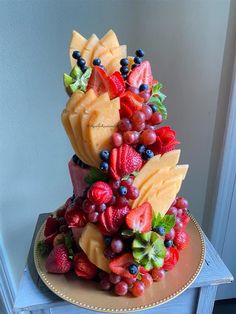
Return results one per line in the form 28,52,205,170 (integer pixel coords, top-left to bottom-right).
136,144,154,160
120,58,129,80
92,58,105,70
99,149,110,172
72,154,89,168
131,49,145,70
72,50,88,73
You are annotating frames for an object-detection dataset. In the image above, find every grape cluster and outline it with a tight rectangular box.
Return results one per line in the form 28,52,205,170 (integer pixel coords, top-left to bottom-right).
112,103,163,160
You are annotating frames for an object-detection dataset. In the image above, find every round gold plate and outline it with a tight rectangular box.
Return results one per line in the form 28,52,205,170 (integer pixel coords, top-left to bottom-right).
34,213,205,313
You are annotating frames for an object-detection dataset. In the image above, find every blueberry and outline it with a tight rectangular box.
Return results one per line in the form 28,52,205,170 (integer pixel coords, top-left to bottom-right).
122,74,128,80
104,236,112,247
164,240,173,248
131,64,137,70
78,159,89,169
99,150,110,161
72,50,81,59
139,84,148,92
120,58,129,66
118,186,128,196
155,226,165,236
72,154,79,164
77,58,86,67
149,104,157,113
81,65,88,73
120,66,129,74
143,149,154,160
100,161,109,172
128,264,138,275
136,144,146,154
134,56,142,64
93,58,101,66
136,49,145,58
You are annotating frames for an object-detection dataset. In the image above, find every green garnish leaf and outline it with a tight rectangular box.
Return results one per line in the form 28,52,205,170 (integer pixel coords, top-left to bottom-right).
37,240,51,257
121,230,135,237
150,83,168,119
152,212,176,234
85,167,109,185
121,171,139,181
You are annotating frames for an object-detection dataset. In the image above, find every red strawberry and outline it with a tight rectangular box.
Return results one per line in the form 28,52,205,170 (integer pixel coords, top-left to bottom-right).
119,91,143,118
127,61,153,92
126,202,152,233
87,181,113,205
163,247,179,271
44,216,59,237
65,202,87,228
109,144,143,180
87,66,107,95
45,244,71,274
174,230,190,250
109,71,125,98
139,266,148,274
88,66,125,99
73,252,97,279
98,206,130,235
109,253,136,279
181,213,190,226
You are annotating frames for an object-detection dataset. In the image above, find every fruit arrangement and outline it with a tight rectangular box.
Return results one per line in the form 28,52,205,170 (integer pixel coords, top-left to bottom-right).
38,29,191,298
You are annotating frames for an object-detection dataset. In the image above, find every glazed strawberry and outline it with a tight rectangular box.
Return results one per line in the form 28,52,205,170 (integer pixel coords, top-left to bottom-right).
127,61,153,92
110,144,142,180
163,247,179,271
109,71,125,98
109,253,136,279
45,244,71,274
119,91,143,118
65,202,87,228
98,206,130,235
44,216,59,237
87,181,113,205
126,202,152,233
73,252,97,280
174,230,190,250
87,66,125,99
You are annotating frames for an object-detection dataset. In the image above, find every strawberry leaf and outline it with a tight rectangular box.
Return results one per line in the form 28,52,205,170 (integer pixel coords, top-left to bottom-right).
85,167,109,185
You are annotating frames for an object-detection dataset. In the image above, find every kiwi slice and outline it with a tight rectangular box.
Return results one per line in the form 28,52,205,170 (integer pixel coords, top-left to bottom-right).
132,231,166,271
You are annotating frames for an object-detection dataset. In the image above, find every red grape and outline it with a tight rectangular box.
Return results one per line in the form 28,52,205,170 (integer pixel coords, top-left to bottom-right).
123,131,136,144
140,129,157,145
115,281,128,296
116,196,129,207
88,211,99,223
150,112,163,125
104,248,116,259
177,208,183,217
175,197,189,209
122,177,134,187
151,268,165,281
111,238,124,254
82,199,96,214
133,131,140,143
139,91,150,102
109,180,121,191
145,124,155,130
109,272,121,284
165,228,175,240
131,281,145,297
124,277,136,285
128,86,139,94
141,104,153,120
97,203,106,213
112,132,123,147
100,277,112,290
133,121,145,132
127,185,139,200
141,273,153,288
131,111,145,125
167,206,178,216
174,217,184,231
118,118,132,132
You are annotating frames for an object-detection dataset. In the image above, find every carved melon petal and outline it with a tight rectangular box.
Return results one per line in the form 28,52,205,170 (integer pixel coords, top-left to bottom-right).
82,34,99,64
69,31,87,67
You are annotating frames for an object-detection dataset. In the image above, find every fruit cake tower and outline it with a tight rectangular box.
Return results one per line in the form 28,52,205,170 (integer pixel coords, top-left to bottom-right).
38,29,191,297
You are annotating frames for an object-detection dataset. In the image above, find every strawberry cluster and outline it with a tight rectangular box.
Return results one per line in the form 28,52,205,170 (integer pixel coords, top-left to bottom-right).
39,50,191,298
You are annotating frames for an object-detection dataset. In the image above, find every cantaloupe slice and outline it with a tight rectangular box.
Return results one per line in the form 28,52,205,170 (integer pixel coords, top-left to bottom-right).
69,90,97,165
66,90,85,112
133,150,181,190
69,30,87,67
131,150,188,215
79,223,110,273
99,29,119,49
106,56,123,75
82,34,99,65
110,45,127,57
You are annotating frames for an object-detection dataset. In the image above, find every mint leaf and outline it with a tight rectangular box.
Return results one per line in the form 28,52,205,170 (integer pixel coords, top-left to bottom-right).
152,212,162,228
152,83,163,94
85,167,109,185
150,82,168,119
121,230,135,237
162,215,176,233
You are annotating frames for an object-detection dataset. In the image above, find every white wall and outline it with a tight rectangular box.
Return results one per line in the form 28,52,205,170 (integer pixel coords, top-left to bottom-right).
0,0,232,290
